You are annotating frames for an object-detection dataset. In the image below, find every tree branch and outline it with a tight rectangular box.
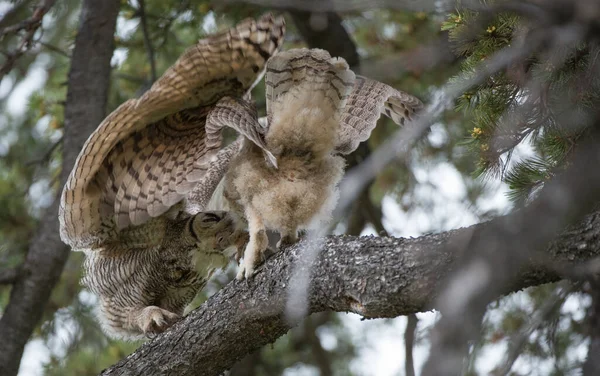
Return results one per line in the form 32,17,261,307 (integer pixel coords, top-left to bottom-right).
0,0,57,82
405,314,418,376
99,205,600,376
221,0,450,13
0,1,120,375
138,0,157,83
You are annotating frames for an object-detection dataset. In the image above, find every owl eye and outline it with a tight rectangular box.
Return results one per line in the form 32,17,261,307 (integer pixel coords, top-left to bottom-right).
202,212,222,223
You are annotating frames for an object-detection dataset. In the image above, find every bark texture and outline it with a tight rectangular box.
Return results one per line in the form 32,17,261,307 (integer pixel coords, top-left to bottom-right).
0,1,119,375
100,209,600,376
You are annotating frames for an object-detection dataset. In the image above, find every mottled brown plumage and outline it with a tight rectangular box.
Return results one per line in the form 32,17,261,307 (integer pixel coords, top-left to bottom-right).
223,48,423,279
59,14,284,339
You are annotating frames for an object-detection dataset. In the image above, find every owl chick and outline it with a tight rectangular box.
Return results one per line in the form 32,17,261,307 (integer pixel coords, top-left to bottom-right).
59,14,284,339
222,49,423,279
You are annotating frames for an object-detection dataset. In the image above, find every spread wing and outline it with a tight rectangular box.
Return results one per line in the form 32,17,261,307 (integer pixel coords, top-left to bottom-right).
59,14,285,249
264,48,356,125
335,76,423,154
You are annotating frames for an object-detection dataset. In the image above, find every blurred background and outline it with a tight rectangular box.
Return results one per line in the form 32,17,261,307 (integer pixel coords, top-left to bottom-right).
0,0,596,375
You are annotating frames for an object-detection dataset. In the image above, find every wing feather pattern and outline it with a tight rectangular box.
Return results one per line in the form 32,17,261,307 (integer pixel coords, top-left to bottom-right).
59,14,285,249
335,76,423,154
265,48,356,125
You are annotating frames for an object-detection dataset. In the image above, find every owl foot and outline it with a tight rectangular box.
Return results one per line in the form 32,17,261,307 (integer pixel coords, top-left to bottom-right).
236,260,253,281
135,306,181,337
236,229,268,280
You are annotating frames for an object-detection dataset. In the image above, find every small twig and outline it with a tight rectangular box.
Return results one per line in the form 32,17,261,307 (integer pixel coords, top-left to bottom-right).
114,72,147,85
38,41,70,58
219,0,454,13
25,136,62,167
0,0,36,30
138,0,157,83
0,0,57,82
0,266,22,285
405,314,418,376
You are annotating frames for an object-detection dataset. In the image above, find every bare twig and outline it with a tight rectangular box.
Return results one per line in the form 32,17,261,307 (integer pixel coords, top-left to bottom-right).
25,136,62,167
220,0,460,13
138,0,157,83
0,0,57,82
38,41,70,58
0,0,37,30
405,314,418,376
114,72,146,85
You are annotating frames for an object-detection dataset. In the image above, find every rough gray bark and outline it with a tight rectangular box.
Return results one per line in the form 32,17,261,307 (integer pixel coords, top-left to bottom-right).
100,208,600,376
0,1,119,375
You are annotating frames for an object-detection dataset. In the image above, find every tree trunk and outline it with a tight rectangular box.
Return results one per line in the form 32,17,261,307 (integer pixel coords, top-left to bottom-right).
0,1,119,374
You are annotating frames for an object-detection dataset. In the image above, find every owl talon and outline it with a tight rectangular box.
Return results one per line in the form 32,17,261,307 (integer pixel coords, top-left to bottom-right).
136,306,181,337
236,255,257,280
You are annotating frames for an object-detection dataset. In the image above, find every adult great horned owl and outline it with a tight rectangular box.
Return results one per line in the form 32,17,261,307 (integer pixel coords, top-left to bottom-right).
59,14,285,340
222,48,423,279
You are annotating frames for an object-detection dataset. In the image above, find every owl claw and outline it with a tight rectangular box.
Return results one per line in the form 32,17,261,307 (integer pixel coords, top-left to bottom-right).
136,306,181,337
236,258,255,280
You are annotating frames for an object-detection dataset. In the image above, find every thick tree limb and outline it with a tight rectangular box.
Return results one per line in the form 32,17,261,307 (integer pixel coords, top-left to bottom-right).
0,1,119,375
100,206,600,376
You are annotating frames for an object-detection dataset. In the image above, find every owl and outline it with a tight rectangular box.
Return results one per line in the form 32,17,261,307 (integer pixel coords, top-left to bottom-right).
222,48,423,280
58,14,285,340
